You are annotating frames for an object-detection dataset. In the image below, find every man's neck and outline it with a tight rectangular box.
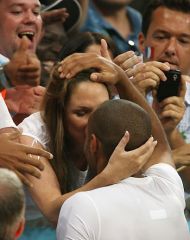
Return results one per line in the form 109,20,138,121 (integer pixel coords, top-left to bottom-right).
97,6,131,39
66,147,87,171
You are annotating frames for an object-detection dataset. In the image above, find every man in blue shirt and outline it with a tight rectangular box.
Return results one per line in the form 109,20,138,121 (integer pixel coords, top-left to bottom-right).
81,0,142,54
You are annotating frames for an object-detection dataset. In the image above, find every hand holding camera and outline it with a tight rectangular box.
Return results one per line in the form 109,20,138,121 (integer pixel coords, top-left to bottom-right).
156,69,181,102
154,70,186,134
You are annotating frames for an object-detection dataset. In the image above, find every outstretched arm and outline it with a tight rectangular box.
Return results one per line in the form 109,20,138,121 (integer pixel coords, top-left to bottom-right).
20,132,156,225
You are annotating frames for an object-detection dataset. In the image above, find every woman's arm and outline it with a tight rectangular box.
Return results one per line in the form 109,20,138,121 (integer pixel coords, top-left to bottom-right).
20,132,156,225
0,130,52,186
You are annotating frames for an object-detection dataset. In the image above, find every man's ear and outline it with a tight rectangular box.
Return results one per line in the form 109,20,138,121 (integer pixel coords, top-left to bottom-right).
90,134,99,154
15,217,25,239
90,134,106,174
138,32,146,53
89,133,103,162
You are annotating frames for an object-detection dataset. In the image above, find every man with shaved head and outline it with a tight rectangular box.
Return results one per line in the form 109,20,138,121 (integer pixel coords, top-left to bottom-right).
56,53,189,239
87,99,151,162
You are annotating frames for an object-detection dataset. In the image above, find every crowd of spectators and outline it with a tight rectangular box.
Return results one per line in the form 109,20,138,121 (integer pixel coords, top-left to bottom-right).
0,0,190,239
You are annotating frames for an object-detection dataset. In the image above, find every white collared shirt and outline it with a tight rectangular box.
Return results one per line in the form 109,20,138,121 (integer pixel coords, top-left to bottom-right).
178,82,190,143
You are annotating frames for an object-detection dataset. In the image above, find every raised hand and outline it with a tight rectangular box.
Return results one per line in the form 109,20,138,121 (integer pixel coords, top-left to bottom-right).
4,36,41,87
153,75,186,134
5,85,45,115
100,38,112,60
41,8,69,26
114,51,142,78
131,61,170,96
58,52,126,85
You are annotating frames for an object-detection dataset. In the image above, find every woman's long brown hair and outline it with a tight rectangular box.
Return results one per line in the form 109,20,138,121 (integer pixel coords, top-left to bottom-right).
41,64,111,193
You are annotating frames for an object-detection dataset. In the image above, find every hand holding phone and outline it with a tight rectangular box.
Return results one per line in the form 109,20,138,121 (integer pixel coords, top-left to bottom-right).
156,69,181,102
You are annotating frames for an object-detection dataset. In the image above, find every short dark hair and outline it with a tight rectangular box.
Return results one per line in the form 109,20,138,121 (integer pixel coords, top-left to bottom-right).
142,0,190,36
88,99,151,160
0,169,25,240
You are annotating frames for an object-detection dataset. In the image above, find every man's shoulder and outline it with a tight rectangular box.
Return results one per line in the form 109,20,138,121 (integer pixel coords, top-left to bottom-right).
145,163,176,175
127,6,142,20
63,186,116,210
81,1,108,33
64,191,90,205
145,163,183,189
127,6,142,30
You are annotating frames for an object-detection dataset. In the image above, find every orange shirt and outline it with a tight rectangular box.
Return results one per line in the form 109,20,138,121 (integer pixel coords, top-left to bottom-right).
1,89,6,99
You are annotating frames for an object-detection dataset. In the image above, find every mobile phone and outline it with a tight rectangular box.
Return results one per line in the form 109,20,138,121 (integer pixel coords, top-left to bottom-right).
156,69,181,102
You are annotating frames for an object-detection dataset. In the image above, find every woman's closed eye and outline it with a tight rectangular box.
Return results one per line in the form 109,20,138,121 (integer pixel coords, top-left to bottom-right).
74,109,91,117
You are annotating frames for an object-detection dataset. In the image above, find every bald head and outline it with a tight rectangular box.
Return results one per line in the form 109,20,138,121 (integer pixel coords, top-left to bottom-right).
88,99,151,160
0,169,25,239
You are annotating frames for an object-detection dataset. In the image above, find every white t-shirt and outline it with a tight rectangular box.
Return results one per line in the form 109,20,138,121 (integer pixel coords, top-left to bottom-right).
18,111,49,149
0,95,16,129
57,164,190,240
